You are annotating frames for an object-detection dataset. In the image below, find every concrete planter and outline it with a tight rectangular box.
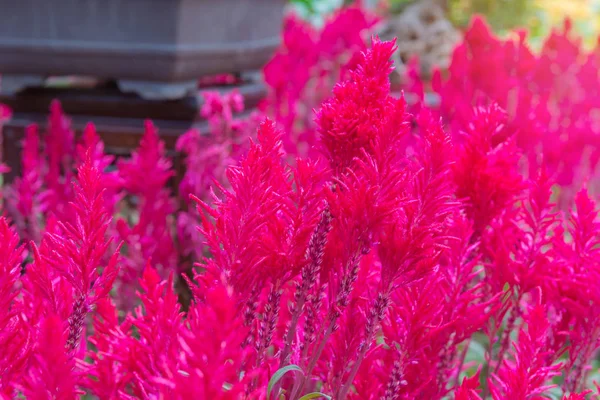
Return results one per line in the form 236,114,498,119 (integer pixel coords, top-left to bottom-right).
0,0,285,99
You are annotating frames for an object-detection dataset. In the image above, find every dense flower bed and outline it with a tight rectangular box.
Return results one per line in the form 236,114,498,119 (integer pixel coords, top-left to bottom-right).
2,6,600,400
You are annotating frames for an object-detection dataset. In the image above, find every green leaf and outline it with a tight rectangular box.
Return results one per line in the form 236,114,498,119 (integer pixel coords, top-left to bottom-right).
465,340,486,364
298,392,332,400
267,364,304,400
290,0,317,14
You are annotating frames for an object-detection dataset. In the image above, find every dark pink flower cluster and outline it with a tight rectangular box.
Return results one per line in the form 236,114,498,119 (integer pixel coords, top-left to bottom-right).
1,9,600,400
426,16,600,205
176,89,262,261
263,3,379,159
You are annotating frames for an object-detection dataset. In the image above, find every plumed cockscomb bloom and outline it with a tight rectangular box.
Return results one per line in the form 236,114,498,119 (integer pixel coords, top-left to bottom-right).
562,392,593,400
263,4,378,158
119,121,173,196
6,125,44,243
81,298,132,399
167,269,252,399
318,37,401,175
376,214,498,400
197,119,327,379
20,315,81,400
177,89,256,206
197,119,291,298
76,123,123,214
484,168,559,296
40,101,76,216
176,90,261,262
378,110,457,290
83,266,184,399
489,300,562,400
124,267,184,397
454,370,483,400
552,188,600,393
36,153,121,351
479,169,565,378
117,121,177,309
453,103,525,234
6,105,121,247
0,218,30,397
430,16,600,200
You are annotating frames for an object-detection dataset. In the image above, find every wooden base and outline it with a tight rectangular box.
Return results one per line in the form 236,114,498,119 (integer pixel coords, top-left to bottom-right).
0,80,266,192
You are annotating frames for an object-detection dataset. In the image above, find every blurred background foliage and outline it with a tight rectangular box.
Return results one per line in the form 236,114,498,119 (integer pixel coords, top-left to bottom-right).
445,0,600,49
289,0,344,25
292,0,600,49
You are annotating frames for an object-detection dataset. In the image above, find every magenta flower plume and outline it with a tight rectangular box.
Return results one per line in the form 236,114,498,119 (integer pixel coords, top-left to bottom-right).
489,301,562,399
20,315,81,400
196,119,292,299
41,100,76,214
379,110,457,290
453,103,525,234
7,125,43,242
40,152,121,351
126,267,184,397
454,370,483,400
119,121,173,196
318,37,403,175
168,271,251,399
0,218,30,397
82,298,131,399
116,121,177,309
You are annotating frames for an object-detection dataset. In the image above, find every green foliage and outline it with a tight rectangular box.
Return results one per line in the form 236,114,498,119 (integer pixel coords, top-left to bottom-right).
298,392,332,399
289,0,344,25
448,0,600,49
448,0,531,32
267,364,304,399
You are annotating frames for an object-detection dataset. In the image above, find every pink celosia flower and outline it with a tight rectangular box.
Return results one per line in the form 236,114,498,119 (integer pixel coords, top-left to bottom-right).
455,370,483,400
553,188,600,393
167,269,252,399
20,315,81,400
489,300,563,399
40,101,76,215
177,90,261,261
318,37,401,175
6,125,43,242
37,153,121,351
429,16,600,201
264,4,378,158
117,121,177,309
125,267,184,397
82,298,132,399
453,103,525,234
196,119,292,299
0,218,30,397
76,123,123,214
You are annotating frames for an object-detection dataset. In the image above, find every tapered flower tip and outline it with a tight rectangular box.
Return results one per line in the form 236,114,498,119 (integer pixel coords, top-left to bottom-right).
359,36,398,77
467,15,494,41
256,119,283,151
140,264,162,289
455,369,482,400
82,123,97,143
